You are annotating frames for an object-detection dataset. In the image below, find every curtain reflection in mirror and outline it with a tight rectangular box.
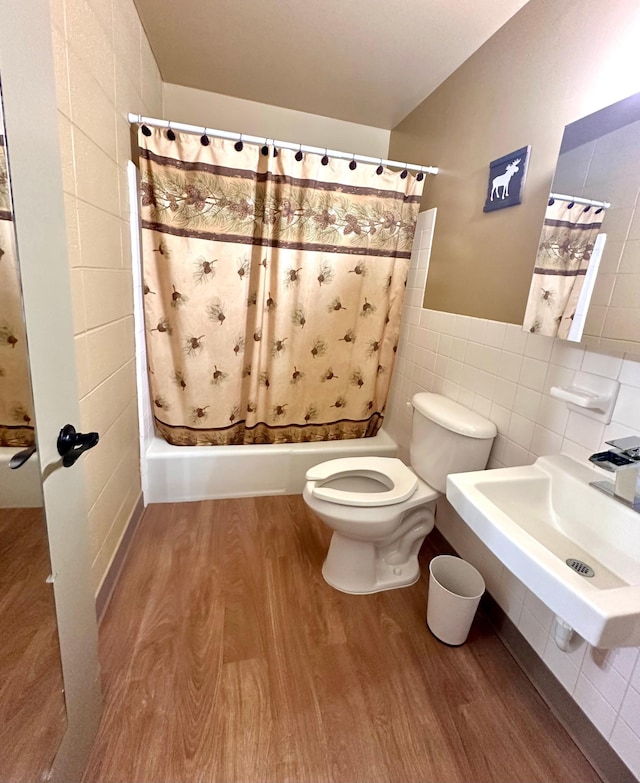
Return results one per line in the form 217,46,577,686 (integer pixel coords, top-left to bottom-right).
522,199,606,339
0,131,34,447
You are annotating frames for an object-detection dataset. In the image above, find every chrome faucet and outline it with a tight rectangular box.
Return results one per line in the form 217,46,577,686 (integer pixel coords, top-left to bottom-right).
589,436,640,511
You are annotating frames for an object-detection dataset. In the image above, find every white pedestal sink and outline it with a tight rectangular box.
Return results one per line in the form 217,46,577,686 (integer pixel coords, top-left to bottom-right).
446,454,640,648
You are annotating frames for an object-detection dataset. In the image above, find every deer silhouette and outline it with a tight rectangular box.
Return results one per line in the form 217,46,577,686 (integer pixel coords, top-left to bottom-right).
491,158,520,201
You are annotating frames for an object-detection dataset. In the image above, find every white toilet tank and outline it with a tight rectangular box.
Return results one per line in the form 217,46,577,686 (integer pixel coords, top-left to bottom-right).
410,393,497,493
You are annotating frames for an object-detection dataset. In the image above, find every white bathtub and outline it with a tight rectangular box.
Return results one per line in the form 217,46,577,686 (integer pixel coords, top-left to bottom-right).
0,447,43,508
145,429,398,503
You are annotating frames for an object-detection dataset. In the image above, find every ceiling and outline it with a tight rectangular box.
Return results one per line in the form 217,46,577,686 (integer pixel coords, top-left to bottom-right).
134,0,530,130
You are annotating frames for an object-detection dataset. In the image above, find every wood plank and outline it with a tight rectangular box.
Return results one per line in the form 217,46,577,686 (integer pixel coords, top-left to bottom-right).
215,658,273,782
260,555,332,783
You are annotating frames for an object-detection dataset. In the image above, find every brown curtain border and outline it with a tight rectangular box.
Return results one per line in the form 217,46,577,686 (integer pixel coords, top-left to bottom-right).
154,412,384,434
141,219,414,259
0,424,35,447
543,218,605,231
155,413,383,446
532,267,588,276
139,148,423,203
0,210,12,221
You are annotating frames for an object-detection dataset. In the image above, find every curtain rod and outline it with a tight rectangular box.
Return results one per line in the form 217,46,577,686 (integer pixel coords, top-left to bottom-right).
128,113,439,176
549,192,611,209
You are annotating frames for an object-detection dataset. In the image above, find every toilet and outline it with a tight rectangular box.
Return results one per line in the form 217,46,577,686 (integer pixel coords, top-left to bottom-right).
302,392,497,594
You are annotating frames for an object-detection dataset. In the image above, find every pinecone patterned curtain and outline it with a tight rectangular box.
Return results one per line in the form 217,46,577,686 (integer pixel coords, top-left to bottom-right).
523,200,605,339
0,133,34,448
138,126,424,445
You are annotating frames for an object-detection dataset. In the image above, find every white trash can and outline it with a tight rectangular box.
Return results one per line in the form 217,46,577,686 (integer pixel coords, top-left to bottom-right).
427,555,485,646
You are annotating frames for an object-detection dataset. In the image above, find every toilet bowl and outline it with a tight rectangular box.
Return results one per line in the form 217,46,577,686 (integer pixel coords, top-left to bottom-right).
303,393,496,594
303,460,438,593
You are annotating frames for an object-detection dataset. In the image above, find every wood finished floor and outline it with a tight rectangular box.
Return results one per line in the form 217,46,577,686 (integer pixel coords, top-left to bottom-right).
0,507,66,783
83,496,602,783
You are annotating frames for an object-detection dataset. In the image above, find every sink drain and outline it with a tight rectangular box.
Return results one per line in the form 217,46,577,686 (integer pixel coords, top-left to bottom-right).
566,558,595,578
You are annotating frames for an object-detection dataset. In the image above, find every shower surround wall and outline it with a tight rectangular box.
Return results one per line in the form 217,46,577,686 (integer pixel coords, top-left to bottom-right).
384,211,640,778
48,0,162,592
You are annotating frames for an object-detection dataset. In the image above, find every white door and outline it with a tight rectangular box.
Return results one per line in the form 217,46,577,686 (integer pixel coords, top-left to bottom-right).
0,1,102,780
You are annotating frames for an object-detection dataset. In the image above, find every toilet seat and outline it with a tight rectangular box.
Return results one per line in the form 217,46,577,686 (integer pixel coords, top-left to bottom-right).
305,457,418,507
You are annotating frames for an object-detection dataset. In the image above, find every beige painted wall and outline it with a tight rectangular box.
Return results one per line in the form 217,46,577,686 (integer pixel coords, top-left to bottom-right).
48,0,162,592
164,83,391,159
389,0,640,325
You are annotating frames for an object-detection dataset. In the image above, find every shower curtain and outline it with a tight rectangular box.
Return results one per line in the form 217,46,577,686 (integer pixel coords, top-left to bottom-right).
522,200,605,339
138,126,424,445
0,134,34,448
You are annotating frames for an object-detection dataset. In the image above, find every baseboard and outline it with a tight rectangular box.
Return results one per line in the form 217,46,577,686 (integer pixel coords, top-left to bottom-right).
481,595,636,783
95,494,145,624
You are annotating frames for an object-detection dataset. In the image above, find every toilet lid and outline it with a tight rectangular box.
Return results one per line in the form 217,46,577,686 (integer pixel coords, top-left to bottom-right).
305,457,418,507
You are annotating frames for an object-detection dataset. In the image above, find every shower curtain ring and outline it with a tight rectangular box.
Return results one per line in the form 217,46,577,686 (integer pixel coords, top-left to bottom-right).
200,127,210,146
261,138,269,156
166,121,176,141
349,154,357,171
321,149,329,166
376,159,384,175
138,113,151,136
295,144,303,162
234,133,244,152
400,164,408,179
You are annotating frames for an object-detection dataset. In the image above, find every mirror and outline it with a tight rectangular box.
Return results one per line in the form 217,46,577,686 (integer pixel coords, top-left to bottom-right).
0,84,67,781
523,91,640,353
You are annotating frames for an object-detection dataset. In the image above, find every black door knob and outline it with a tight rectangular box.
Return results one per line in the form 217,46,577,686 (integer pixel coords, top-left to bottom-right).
57,424,99,467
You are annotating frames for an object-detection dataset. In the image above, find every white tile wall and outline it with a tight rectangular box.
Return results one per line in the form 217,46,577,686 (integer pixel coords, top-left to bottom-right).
50,0,163,590
384,209,640,777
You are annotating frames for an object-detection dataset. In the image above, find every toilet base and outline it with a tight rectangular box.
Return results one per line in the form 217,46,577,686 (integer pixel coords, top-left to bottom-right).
322,549,421,594
320,510,432,594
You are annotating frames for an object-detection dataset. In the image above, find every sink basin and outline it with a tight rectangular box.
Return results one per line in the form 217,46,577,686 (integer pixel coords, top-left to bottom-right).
446,454,640,648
